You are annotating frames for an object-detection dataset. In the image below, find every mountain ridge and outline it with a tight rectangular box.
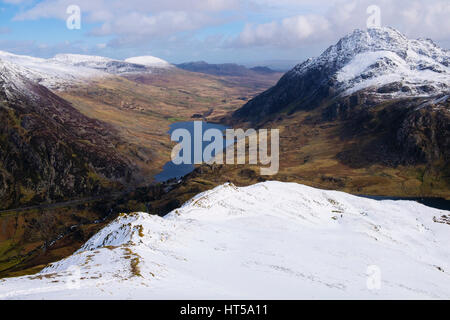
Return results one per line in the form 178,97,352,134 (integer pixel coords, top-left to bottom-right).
0,51,173,89
1,181,449,299
176,61,279,77
234,27,450,123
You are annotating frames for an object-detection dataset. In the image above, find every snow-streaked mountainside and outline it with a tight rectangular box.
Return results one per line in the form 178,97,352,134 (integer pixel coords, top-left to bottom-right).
0,59,34,96
0,51,171,89
125,56,172,68
51,54,150,74
291,27,450,98
1,181,449,299
0,51,104,89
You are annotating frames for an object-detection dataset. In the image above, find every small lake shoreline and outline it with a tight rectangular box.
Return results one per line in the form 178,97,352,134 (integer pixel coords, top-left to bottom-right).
154,122,449,212
154,121,231,182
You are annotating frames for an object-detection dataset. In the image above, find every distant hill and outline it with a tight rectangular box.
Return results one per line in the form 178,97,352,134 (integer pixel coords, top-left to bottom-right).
249,66,278,74
176,61,278,76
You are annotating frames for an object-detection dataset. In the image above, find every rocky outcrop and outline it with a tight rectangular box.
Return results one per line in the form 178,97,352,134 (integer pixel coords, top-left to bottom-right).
329,94,450,168
397,102,450,164
0,67,138,210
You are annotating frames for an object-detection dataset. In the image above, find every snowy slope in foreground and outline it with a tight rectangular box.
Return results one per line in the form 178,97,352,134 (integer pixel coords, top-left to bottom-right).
1,181,449,300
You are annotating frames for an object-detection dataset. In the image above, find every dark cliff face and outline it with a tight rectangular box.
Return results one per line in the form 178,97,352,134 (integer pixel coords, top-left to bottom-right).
331,95,450,168
396,103,450,165
232,62,338,124
0,77,137,210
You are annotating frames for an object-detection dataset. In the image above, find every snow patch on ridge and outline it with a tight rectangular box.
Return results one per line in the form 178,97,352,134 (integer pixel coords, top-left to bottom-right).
125,56,172,68
0,51,171,90
0,51,107,89
51,53,115,65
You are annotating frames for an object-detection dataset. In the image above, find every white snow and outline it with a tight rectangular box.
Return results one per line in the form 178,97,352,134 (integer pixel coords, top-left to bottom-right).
337,51,403,82
291,27,450,98
336,49,450,96
0,51,171,90
1,181,449,300
125,56,172,68
51,53,153,74
51,53,115,65
0,51,107,89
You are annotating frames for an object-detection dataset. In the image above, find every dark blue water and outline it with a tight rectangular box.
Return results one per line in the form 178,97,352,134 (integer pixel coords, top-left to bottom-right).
154,122,450,211
359,195,450,211
154,122,232,182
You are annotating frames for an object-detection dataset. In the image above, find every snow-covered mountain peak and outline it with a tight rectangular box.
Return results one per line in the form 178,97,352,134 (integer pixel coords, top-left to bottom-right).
1,181,449,299
291,27,450,98
0,51,108,90
322,27,408,63
0,58,35,98
0,51,171,91
50,53,151,74
125,56,172,68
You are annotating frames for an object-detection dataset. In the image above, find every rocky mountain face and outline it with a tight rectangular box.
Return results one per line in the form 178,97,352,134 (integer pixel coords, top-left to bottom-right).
232,27,450,169
0,59,138,210
331,94,450,168
234,27,449,122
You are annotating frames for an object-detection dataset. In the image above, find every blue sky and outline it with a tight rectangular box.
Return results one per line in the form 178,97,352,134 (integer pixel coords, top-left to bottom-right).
0,0,449,66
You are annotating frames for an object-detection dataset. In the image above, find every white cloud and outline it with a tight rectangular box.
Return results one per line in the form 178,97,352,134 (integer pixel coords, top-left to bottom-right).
237,14,331,47
2,0,27,4
4,0,450,54
90,11,218,37
234,0,450,48
12,0,240,21
8,0,240,47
